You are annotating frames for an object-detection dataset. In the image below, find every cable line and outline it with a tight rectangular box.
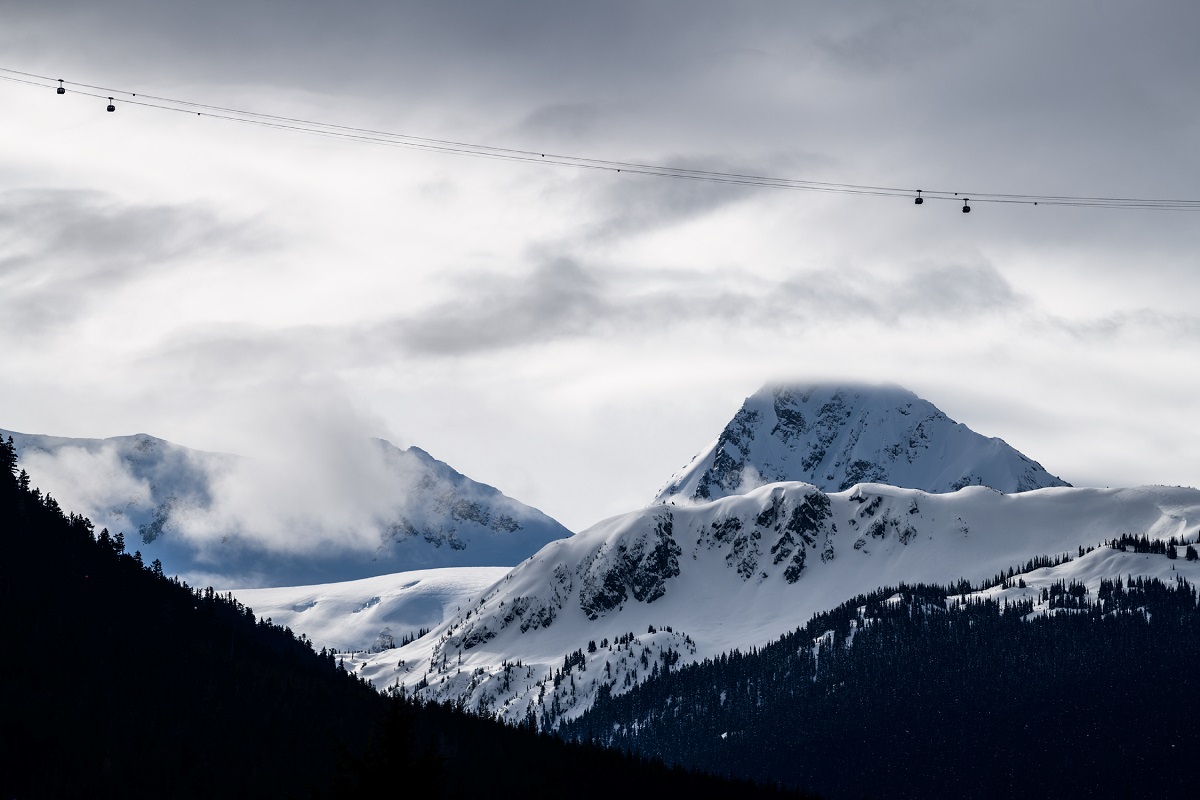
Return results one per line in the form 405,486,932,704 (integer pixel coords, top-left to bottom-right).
3,66,1199,211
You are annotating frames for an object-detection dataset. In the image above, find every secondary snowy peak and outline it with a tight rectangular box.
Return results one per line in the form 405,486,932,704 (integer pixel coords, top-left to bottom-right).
655,383,1069,502
1,428,571,586
371,439,570,564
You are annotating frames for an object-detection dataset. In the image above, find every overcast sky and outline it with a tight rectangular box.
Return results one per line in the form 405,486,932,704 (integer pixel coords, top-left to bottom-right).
2,1,1198,532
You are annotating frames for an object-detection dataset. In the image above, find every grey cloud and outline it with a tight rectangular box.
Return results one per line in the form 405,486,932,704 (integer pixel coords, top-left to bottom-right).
136,324,349,388
514,103,608,147
1036,308,1200,344
8,2,702,104
891,263,1026,317
586,165,754,241
164,259,1028,362
0,189,270,338
131,255,1196,385
386,258,606,355
763,261,1026,327
136,257,604,374
575,152,830,243
810,3,982,74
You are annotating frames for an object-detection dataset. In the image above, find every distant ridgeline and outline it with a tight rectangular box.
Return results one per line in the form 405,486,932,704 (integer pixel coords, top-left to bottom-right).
560,564,1200,799
0,437,802,799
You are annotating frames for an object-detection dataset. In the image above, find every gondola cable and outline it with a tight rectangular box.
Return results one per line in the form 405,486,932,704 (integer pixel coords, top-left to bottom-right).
3,66,1199,212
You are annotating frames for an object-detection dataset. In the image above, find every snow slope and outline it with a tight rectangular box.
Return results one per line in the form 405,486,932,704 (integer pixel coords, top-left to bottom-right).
655,383,1069,503
1,428,571,586
227,567,509,654
361,481,1200,724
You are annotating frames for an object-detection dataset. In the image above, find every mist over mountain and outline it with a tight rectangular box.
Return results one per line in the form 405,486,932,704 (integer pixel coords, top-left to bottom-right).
1,428,571,587
656,383,1070,503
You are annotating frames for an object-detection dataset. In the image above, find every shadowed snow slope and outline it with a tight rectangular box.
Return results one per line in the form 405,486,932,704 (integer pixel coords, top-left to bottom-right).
364,482,1199,725
655,383,1069,503
1,428,571,587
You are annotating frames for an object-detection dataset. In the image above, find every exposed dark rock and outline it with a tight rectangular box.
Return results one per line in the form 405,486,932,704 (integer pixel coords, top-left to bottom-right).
579,513,682,619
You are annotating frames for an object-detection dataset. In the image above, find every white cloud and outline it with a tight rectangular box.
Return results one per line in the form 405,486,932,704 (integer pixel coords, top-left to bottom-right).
169,388,411,554
20,444,153,526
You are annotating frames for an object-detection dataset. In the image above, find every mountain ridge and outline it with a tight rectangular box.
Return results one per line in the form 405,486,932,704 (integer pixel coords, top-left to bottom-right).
365,480,1200,726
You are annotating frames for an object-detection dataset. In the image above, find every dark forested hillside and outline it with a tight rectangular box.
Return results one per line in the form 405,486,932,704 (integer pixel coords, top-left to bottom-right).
563,574,1200,799
0,437,799,799
1,436,386,798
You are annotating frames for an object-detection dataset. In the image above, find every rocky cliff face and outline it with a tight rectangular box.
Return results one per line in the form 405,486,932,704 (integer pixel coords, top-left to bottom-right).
655,383,1069,503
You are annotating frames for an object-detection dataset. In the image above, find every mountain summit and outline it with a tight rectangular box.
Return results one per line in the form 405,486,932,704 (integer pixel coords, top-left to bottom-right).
655,383,1069,502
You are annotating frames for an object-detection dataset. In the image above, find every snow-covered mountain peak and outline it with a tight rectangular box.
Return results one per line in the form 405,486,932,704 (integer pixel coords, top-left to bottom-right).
655,382,1069,502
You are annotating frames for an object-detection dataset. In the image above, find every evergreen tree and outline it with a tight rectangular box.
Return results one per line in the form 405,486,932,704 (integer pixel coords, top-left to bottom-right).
1,436,16,476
